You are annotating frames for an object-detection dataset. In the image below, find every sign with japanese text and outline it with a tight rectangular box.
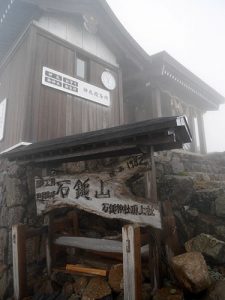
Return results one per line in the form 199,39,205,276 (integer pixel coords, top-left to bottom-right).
42,67,110,107
35,155,161,228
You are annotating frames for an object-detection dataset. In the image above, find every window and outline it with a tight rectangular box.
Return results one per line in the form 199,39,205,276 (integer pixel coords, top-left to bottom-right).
76,56,88,80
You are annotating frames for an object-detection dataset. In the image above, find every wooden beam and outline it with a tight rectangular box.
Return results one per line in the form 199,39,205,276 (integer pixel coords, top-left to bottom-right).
55,236,123,253
122,224,142,300
66,264,108,277
148,228,162,291
12,224,27,300
44,212,54,276
54,235,149,256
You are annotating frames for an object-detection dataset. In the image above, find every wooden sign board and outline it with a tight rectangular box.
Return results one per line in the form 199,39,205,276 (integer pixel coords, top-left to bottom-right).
35,155,161,229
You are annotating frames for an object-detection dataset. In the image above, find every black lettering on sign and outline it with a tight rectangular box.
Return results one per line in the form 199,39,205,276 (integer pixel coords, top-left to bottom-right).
101,203,155,216
126,155,147,169
74,178,90,200
95,180,111,199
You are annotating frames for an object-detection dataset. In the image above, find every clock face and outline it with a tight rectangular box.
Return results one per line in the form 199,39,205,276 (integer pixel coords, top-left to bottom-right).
101,71,116,90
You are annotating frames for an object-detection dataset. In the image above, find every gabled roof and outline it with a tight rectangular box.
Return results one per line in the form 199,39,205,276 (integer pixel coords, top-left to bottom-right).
0,1,224,110
2,116,192,164
149,51,225,109
0,0,149,67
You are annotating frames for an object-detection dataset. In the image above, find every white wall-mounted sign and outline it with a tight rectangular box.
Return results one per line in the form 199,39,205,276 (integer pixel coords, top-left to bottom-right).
0,98,7,141
42,67,110,107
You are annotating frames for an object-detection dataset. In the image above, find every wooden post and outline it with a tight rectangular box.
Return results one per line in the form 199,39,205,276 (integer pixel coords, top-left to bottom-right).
44,212,54,276
197,111,207,154
188,110,198,153
12,224,27,300
122,224,141,300
145,147,162,290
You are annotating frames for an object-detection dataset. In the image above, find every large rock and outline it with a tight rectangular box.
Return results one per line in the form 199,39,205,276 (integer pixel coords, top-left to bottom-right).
185,234,225,264
158,175,194,206
190,189,221,215
108,264,123,293
202,280,225,300
82,277,111,299
73,277,89,297
215,194,225,217
171,252,211,293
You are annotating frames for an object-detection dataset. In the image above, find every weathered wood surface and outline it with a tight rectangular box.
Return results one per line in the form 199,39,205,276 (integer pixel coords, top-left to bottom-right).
35,155,161,228
66,264,108,277
122,224,142,300
12,224,27,300
54,235,149,256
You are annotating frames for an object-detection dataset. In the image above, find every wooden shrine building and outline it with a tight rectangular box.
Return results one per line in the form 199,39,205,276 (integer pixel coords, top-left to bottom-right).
0,0,224,153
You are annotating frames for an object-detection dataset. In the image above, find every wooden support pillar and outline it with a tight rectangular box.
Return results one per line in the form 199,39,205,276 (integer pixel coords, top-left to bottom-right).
151,87,162,118
188,111,198,153
197,111,207,154
145,147,162,289
44,212,54,276
122,224,142,300
148,228,161,290
12,224,27,300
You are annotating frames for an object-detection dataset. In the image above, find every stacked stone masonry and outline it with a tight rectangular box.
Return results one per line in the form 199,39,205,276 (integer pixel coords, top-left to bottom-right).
0,150,225,299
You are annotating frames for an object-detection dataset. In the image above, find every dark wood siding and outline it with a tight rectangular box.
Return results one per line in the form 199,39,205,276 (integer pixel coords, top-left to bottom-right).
29,27,123,143
0,25,123,151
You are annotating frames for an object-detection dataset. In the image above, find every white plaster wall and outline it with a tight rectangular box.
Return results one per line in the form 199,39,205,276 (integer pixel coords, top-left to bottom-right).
35,13,119,67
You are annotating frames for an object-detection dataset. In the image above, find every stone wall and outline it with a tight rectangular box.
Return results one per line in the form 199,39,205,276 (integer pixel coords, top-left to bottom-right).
0,150,225,299
156,150,225,246
0,160,39,299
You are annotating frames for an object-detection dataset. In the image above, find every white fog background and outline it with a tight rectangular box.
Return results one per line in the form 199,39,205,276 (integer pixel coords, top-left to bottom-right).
106,0,225,153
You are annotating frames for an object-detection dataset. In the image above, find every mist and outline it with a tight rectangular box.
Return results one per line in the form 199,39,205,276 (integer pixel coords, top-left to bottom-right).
106,0,225,153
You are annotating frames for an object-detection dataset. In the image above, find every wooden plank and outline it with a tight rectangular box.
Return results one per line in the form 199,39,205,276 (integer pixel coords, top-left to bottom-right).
122,224,142,300
54,236,123,253
12,224,27,300
44,212,54,276
35,155,161,228
148,228,162,291
66,264,108,277
54,235,149,256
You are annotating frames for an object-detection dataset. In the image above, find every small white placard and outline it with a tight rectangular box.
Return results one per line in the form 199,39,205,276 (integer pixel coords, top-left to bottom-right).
42,66,110,107
0,98,7,141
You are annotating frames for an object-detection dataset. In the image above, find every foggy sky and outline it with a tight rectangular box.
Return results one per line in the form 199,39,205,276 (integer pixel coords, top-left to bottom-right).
106,0,225,152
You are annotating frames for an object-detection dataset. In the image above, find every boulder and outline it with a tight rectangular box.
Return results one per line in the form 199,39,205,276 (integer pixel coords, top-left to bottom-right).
171,252,211,293
202,280,225,300
108,264,123,293
73,277,89,297
82,277,111,299
185,234,225,264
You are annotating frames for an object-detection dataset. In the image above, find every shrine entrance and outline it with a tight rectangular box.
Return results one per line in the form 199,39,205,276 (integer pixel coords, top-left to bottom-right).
4,116,191,300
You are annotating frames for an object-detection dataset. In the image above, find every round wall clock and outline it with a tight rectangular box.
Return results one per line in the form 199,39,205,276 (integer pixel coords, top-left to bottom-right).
101,71,116,90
